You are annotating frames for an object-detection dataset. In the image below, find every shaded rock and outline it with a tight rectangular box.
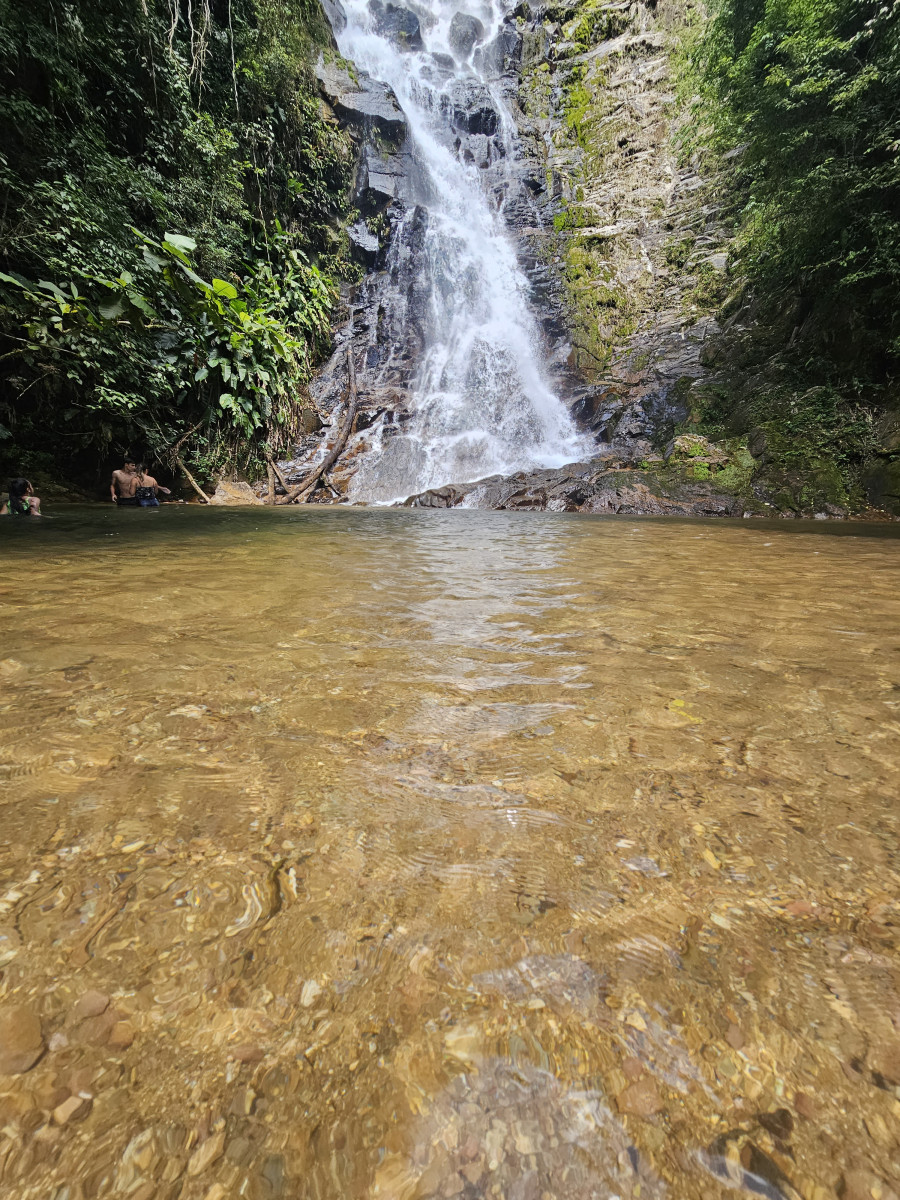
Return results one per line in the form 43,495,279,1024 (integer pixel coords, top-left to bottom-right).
369,0,423,50
315,55,406,136
0,1004,44,1075
449,12,485,58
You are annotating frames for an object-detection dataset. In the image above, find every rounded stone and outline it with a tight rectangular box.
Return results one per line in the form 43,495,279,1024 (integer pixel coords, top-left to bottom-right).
0,1004,44,1075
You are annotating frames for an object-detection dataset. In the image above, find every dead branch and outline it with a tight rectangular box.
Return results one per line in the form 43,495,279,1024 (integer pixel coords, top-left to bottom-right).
277,345,359,505
270,458,291,492
265,456,276,506
176,455,210,503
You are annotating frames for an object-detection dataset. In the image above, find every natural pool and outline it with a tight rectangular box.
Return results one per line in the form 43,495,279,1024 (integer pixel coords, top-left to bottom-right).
1,507,899,1200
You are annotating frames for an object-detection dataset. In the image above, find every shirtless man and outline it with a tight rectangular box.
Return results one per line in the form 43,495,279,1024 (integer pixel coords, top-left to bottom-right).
111,458,139,505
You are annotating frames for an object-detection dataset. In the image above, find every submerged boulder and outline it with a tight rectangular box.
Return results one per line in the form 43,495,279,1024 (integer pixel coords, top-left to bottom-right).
448,12,485,58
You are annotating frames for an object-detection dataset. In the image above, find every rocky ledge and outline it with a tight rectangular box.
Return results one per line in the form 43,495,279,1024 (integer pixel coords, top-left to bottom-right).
400,434,861,517
402,457,762,516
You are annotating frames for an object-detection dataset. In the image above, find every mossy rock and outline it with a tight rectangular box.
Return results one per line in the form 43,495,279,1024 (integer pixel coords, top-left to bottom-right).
756,457,849,514
863,457,900,515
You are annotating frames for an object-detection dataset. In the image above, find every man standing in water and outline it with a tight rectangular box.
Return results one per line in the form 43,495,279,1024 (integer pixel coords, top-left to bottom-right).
111,457,139,505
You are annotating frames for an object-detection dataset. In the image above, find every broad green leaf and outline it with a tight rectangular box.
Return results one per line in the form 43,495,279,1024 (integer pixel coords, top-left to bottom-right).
163,232,197,254
212,278,238,299
99,297,126,320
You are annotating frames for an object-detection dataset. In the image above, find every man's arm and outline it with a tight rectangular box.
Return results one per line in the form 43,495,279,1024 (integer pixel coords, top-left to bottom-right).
110,472,118,502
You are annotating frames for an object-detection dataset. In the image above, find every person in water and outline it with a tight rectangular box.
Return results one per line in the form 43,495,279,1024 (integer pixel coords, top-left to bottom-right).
111,457,139,505
133,465,171,507
1,478,41,516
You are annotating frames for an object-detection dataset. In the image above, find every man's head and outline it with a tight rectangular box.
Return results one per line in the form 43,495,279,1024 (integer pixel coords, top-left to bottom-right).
123,457,136,472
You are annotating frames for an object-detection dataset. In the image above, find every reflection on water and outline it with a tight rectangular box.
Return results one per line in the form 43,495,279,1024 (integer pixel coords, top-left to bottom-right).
1,507,899,1200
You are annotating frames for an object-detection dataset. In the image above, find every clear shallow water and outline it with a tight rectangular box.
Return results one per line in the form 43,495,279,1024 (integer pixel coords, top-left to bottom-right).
1,507,899,1199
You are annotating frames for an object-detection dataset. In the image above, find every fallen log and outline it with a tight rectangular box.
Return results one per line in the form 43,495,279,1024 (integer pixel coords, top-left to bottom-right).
277,345,359,505
265,455,277,506
176,455,210,503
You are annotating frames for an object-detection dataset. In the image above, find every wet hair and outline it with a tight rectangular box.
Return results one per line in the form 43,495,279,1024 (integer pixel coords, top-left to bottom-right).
8,478,31,500
123,457,136,466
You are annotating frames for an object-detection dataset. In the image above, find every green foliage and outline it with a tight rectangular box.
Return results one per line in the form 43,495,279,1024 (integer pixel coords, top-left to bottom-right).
692,0,900,362
0,0,352,483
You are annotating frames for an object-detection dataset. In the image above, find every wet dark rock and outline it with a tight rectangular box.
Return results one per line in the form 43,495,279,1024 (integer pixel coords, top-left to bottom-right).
368,0,424,50
441,78,499,135
358,146,409,205
315,55,407,136
348,220,380,267
757,1108,794,1142
431,51,457,72
474,26,523,78
448,12,485,58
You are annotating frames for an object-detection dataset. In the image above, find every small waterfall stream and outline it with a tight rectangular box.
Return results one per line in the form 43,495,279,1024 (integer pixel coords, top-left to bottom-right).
332,0,589,503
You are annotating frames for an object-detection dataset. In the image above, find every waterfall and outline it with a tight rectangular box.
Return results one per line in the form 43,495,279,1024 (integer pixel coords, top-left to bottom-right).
331,0,589,503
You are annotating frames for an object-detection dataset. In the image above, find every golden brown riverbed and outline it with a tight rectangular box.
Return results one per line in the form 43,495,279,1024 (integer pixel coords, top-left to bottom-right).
1,507,899,1200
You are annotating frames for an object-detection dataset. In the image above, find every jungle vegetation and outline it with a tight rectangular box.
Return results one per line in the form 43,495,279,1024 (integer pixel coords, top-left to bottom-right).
0,0,353,490
687,0,900,496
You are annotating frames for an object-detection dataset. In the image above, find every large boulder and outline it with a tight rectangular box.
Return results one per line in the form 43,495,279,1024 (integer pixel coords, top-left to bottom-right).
209,481,262,506
316,55,407,136
369,0,424,50
448,12,485,58
441,77,499,136
474,25,522,78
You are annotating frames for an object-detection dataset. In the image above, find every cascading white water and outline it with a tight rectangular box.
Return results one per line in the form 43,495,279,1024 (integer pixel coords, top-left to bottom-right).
336,0,590,503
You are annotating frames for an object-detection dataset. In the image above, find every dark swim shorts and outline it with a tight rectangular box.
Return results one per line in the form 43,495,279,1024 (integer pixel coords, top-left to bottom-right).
116,496,139,506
